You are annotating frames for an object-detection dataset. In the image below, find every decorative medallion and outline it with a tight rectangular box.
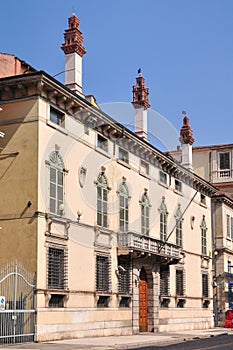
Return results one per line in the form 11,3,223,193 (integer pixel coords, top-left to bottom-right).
79,166,87,188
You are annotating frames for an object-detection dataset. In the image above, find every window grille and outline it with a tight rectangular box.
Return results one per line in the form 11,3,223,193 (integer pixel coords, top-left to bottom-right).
97,173,108,227
176,269,185,296
160,265,170,296
118,256,131,294
141,191,150,235
96,255,111,292
49,151,64,215
119,182,129,232
201,216,207,255
119,297,131,308
47,247,67,290
49,294,65,308
97,295,109,308
202,274,209,298
160,197,168,241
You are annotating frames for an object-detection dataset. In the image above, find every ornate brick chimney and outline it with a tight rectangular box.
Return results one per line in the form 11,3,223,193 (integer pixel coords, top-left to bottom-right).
61,13,86,94
132,69,150,141
179,112,194,170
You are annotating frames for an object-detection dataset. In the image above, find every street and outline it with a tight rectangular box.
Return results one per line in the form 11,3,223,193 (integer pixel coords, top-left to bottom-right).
133,334,233,350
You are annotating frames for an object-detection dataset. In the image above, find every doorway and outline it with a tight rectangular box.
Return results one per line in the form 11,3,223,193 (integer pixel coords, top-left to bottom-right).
139,267,148,332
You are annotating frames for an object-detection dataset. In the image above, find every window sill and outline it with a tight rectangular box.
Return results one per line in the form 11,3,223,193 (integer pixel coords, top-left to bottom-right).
44,289,69,293
139,170,151,179
199,202,207,208
46,120,68,135
95,147,111,158
117,158,131,169
201,254,210,261
158,180,169,189
95,291,112,295
117,292,132,297
173,189,184,196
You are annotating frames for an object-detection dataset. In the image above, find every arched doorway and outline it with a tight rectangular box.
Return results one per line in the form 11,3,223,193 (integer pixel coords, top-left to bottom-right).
139,267,148,332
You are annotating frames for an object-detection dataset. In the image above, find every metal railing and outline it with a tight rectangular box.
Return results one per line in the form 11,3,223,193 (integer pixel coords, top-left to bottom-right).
0,262,35,345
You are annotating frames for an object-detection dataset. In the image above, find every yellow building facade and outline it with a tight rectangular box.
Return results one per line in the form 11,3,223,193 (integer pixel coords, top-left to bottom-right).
0,13,218,343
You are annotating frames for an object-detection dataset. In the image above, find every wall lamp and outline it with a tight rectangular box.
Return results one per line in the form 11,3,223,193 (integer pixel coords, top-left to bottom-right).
77,210,82,223
115,265,126,276
59,203,65,216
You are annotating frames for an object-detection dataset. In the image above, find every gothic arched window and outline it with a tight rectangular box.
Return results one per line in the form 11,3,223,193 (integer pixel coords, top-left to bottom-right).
49,151,65,215
201,215,207,255
119,182,129,232
97,172,108,227
160,197,168,241
175,204,183,247
141,191,150,235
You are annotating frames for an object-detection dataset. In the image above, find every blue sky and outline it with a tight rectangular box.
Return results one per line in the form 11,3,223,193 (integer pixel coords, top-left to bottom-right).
1,0,233,148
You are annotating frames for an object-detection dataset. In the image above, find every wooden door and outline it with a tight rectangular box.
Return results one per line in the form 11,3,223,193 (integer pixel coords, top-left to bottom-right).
139,276,148,332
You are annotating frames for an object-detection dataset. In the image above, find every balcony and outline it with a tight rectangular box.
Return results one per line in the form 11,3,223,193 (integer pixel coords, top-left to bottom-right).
117,232,181,261
212,169,233,183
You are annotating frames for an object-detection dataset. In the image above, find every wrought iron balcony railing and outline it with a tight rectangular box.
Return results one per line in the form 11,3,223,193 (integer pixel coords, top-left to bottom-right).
118,232,181,260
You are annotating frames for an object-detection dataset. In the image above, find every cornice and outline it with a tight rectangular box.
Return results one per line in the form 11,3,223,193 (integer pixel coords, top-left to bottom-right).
0,71,218,197
212,194,233,209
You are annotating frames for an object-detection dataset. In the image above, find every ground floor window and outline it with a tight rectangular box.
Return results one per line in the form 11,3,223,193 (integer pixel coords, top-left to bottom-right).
47,246,67,290
176,269,185,297
160,265,170,296
48,294,65,308
117,256,131,294
96,255,111,292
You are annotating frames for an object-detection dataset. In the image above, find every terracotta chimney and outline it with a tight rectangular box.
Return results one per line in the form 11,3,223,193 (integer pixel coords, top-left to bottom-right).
132,69,150,141
179,112,194,170
61,13,86,94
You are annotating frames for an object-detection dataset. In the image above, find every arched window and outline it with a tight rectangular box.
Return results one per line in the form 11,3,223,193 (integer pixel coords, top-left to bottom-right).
97,172,108,227
175,204,183,247
160,197,168,241
141,190,150,235
49,151,64,215
119,182,129,232
201,215,207,255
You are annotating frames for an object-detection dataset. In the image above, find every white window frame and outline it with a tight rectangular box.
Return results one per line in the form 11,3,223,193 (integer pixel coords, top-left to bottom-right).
218,151,231,178
227,214,231,239
48,151,65,215
201,216,207,255
119,147,129,164
97,172,108,227
119,182,129,232
50,107,65,127
141,191,150,235
97,134,108,152
160,197,168,241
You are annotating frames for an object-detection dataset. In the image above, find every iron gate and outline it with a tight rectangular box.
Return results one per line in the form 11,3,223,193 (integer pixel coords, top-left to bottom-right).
0,261,35,344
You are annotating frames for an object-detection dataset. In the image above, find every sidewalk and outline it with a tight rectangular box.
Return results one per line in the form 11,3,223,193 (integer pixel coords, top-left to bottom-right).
1,328,232,350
